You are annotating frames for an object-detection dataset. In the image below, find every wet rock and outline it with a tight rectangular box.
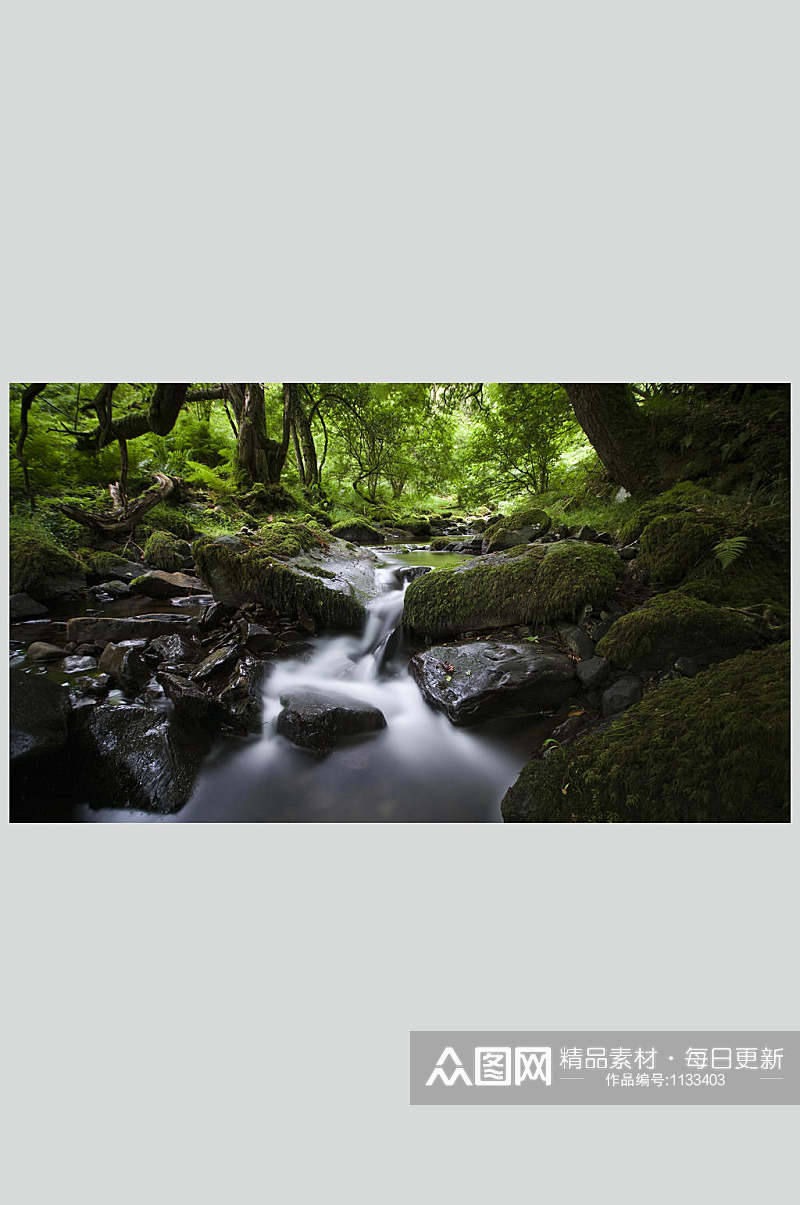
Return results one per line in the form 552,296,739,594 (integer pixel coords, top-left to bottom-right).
199,600,230,630
393,565,432,586
63,654,98,673
27,641,65,663
619,543,639,560
147,633,200,665
277,688,386,750
84,558,146,584
482,508,551,554
130,570,206,599
73,703,207,813
10,669,70,763
73,673,110,697
216,660,265,732
240,622,276,655
329,521,384,545
10,593,49,621
553,622,595,661
674,656,700,678
191,643,241,681
410,641,578,726
98,642,152,695
157,671,223,726
595,532,613,544
575,656,610,691
89,579,131,600
67,615,198,646
602,673,643,717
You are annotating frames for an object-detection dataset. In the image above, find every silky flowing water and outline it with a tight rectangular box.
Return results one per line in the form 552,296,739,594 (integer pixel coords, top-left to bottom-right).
34,549,553,822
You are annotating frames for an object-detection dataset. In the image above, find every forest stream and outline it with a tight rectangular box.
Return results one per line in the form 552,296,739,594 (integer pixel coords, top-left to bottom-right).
12,547,550,822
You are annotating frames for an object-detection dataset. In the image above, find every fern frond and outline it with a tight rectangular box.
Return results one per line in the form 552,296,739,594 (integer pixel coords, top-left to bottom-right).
713,535,748,571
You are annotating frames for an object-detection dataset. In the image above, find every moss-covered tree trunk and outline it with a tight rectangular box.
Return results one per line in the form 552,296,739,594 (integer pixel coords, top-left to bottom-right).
562,383,657,494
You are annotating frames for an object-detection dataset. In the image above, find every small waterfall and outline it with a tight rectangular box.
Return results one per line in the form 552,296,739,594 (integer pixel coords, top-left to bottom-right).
352,566,408,679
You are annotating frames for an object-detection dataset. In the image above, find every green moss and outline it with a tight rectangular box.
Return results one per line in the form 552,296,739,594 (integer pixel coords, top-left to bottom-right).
142,503,196,541
617,481,725,546
596,591,760,671
258,520,329,559
403,541,622,639
10,527,85,597
242,482,298,514
79,548,129,574
482,506,551,552
193,537,363,629
429,536,452,550
502,643,789,823
143,529,188,571
639,512,727,585
330,519,383,543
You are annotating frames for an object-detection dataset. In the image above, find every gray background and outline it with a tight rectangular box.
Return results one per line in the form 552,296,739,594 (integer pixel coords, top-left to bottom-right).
2,1,798,1202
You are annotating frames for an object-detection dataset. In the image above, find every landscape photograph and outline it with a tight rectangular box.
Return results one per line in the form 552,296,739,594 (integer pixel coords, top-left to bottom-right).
8,382,790,823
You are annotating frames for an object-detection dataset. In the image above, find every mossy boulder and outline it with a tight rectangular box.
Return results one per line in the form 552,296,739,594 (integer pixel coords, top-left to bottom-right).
329,519,384,545
258,520,329,559
502,643,789,823
617,481,726,547
482,506,551,553
242,482,298,514
639,511,789,609
10,528,85,601
403,541,623,640
143,529,192,571
193,535,367,630
595,591,761,672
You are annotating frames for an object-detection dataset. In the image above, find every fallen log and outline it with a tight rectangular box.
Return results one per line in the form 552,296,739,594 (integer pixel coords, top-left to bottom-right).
57,472,176,537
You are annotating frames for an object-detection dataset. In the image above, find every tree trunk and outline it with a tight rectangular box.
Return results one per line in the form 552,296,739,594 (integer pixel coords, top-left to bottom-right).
290,389,318,488
561,383,656,493
226,383,271,486
77,383,189,448
15,383,47,507
58,473,176,537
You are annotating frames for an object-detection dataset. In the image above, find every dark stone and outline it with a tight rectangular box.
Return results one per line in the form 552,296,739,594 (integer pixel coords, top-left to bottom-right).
9,619,68,645
147,633,200,665
331,522,384,545
240,622,276,655
73,703,207,813
572,525,599,542
576,656,611,691
63,654,98,673
675,656,700,678
410,641,578,726
89,579,131,600
130,570,206,599
10,669,69,763
200,600,230,630
549,710,596,745
26,641,64,663
84,558,146,585
98,642,152,695
595,532,613,544
10,593,49,620
215,660,265,732
73,673,110,697
67,615,197,646
277,688,386,750
191,643,241,681
619,543,639,560
602,674,643,717
554,622,595,661
393,565,432,586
